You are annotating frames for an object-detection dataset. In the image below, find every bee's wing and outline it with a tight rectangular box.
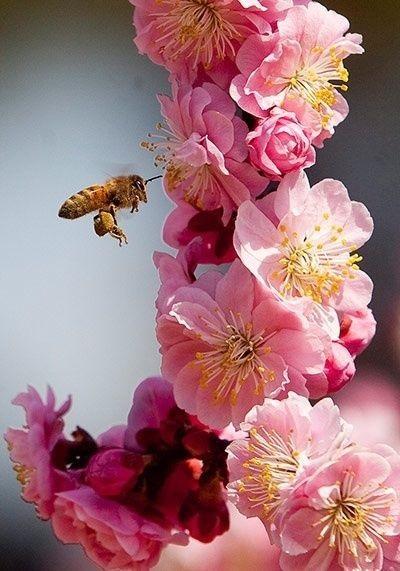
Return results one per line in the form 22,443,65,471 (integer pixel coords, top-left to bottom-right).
97,161,140,178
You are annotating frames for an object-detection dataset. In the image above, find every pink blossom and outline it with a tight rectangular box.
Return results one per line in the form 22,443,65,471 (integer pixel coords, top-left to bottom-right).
130,0,271,75
155,504,281,570
163,203,237,266
231,2,363,144
142,81,266,222
227,393,350,528
157,260,326,428
52,487,178,571
279,446,400,571
4,386,75,519
247,107,316,178
234,170,374,313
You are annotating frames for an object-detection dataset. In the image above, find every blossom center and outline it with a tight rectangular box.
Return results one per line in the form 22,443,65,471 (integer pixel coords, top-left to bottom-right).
152,0,238,67
142,123,207,206
195,312,275,405
289,47,349,127
13,463,33,488
315,470,394,560
274,222,362,303
238,427,300,520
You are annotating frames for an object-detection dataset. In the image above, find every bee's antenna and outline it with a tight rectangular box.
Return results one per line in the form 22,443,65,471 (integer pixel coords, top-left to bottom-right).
145,175,163,184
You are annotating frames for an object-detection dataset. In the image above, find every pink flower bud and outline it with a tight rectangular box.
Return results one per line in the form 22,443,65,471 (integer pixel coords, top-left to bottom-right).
86,449,145,498
324,342,356,393
246,108,316,179
339,308,376,357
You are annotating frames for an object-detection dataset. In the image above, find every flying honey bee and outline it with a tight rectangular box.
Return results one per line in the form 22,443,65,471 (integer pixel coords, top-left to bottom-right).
58,174,161,245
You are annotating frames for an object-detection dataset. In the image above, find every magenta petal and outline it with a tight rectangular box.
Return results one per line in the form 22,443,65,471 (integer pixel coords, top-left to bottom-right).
125,377,175,451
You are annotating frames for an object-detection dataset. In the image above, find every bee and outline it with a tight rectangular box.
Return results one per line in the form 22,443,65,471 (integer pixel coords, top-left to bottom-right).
58,174,161,245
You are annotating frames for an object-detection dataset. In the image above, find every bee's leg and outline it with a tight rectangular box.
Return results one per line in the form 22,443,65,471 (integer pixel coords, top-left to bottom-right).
109,204,118,224
130,199,139,213
109,226,128,247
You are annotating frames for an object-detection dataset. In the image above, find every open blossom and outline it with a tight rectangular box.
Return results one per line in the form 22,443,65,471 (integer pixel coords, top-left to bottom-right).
234,170,374,313
231,1,363,144
130,0,271,75
279,446,400,571
4,386,76,519
247,107,316,178
157,259,326,428
227,393,351,529
52,488,174,571
143,81,266,222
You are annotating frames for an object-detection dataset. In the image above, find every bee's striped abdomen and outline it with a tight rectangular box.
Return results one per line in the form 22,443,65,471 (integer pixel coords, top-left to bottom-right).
58,186,109,219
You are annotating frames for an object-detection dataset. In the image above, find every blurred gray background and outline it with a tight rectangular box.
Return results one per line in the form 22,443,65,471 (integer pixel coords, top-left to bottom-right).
0,1,399,569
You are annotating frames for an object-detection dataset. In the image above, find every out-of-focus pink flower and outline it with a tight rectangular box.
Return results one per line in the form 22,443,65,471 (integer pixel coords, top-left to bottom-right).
227,393,350,529
163,203,237,266
130,0,271,75
4,386,76,519
336,373,400,451
279,446,400,571
155,504,281,570
142,81,266,222
231,2,363,144
339,307,376,357
157,260,326,428
234,170,374,313
247,107,316,178
52,487,177,571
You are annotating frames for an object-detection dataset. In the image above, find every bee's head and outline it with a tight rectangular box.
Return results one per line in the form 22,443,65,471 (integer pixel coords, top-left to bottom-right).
130,176,146,193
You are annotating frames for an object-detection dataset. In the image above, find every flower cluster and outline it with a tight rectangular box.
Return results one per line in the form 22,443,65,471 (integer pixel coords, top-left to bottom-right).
228,393,400,570
131,0,374,416
6,1,390,570
134,0,364,257
6,380,232,569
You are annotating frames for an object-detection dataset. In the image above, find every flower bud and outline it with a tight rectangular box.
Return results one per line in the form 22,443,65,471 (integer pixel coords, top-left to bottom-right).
86,449,144,498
